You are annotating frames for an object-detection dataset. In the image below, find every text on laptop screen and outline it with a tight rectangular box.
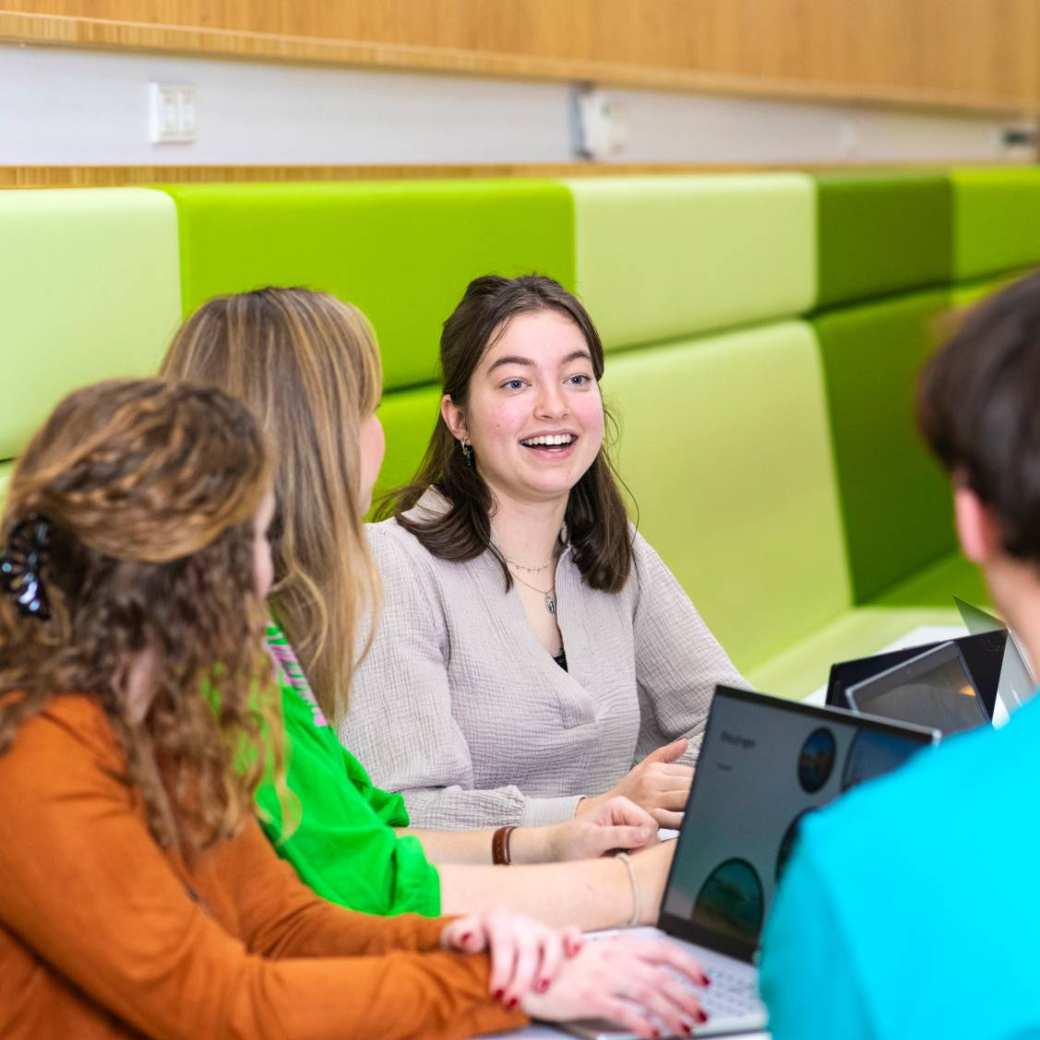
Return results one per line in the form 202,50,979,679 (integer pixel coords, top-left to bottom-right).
660,687,935,962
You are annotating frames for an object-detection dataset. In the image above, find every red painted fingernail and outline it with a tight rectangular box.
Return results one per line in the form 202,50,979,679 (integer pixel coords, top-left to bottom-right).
537,978,550,993
507,997,519,1010
681,1024,693,1036
700,974,711,987
493,989,504,1000
460,931,472,942
697,1009,709,1024
650,1030,661,1039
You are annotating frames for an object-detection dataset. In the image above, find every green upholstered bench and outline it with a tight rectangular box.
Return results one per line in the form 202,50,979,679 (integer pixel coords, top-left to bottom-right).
604,321,849,682
0,169,1036,702
160,180,575,392
566,174,815,351
952,168,1040,283
814,172,952,308
0,187,182,496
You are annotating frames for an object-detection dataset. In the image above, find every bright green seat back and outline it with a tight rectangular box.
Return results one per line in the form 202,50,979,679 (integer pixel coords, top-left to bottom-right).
603,320,849,674
159,180,575,393
952,168,1040,281
567,175,815,350
0,188,181,461
813,290,956,603
373,386,442,509
815,173,952,308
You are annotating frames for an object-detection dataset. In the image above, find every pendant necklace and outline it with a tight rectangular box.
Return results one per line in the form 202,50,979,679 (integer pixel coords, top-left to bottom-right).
508,565,557,617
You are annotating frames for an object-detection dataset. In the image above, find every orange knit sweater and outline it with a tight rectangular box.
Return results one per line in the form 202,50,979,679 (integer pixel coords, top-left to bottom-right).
0,695,528,1039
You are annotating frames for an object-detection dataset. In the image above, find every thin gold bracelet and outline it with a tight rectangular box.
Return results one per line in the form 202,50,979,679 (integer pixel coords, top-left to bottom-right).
615,852,640,927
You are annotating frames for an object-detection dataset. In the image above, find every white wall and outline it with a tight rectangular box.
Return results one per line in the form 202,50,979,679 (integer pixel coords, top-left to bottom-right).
1,43,1033,166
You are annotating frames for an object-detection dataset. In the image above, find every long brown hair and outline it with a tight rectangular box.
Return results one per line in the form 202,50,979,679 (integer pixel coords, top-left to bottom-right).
0,379,279,856
160,288,382,726
382,274,633,592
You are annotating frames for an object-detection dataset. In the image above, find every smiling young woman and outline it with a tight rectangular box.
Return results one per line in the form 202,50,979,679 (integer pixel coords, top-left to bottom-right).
348,274,745,832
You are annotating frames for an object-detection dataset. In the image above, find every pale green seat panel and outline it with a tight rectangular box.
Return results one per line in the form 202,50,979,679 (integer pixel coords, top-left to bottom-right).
567,175,816,351
748,605,964,701
0,189,182,460
371,385,443,511
603,320,849,676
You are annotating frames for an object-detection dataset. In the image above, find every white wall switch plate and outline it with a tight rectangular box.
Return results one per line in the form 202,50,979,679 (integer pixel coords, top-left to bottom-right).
149,82,197,144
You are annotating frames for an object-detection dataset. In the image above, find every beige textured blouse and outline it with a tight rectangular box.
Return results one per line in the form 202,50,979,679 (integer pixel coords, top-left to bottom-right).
343,491,744,830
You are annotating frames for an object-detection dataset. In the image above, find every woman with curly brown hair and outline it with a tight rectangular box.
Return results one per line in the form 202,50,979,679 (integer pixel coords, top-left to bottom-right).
0,378,708,1040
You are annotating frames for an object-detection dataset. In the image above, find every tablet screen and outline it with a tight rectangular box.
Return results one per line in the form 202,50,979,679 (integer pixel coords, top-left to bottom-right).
847,641,988,735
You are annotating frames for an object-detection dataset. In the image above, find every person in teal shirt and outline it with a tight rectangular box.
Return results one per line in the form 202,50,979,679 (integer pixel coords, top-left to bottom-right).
759,271,1040,1038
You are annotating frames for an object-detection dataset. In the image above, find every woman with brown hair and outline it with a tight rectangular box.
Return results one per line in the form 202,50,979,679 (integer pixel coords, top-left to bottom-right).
349,274,743,831
0,378,708,1039
161,289,695,938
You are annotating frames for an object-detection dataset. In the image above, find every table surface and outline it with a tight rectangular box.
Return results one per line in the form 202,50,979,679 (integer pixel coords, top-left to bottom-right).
493,624,972,1040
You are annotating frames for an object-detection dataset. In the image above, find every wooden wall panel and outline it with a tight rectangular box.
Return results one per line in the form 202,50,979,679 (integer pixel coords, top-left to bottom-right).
1,1,1037,114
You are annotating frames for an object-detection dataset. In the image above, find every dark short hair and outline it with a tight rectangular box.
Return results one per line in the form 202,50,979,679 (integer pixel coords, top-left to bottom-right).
918,270,1040,561
381,274,633,593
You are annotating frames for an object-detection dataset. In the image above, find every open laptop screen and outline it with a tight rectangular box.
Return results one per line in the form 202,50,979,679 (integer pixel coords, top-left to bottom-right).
658,685,938,963
846,640,988,735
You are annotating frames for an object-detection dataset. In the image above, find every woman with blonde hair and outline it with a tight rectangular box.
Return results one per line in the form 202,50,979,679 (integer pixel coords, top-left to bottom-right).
161,288,688,941
0,377,707,1040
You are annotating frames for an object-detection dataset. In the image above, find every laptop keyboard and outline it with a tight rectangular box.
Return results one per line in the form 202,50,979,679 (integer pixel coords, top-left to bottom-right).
698,962,761,1019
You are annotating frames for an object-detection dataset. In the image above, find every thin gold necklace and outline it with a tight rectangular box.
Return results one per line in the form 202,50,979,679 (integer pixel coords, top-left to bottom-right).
500,553,552,574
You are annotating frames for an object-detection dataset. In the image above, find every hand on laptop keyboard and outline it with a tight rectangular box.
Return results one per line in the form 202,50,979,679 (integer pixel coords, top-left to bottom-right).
520,932,710,1038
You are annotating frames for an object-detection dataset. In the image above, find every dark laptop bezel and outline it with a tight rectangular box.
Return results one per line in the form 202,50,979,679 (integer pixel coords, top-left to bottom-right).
655,684,939,964
845,640,990,734
825,630,1005,719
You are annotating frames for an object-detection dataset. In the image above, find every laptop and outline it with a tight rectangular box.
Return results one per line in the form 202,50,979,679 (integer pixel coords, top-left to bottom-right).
565,685,939,1039
954,597,1036,714
825,630,1004,720
845,640,989,735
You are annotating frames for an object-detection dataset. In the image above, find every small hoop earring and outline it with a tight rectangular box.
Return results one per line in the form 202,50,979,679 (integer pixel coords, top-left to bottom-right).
460,438,473,467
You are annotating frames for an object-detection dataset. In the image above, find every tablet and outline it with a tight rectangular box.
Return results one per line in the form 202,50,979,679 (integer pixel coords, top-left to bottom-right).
846,640,989,736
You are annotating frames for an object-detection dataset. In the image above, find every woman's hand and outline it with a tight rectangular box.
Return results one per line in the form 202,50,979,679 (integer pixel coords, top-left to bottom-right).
440,909,584,1008
577,738,693,828
544,796,659,861
521,933,710,1038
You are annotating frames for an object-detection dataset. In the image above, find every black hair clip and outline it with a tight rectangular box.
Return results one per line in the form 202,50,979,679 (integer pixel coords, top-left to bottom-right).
0,515,51,620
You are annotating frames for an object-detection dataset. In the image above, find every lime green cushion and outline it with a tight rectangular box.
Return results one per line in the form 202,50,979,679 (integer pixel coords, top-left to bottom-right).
0,189,181,460
815,173,951,308
871,551,989,609
158,181,575,393
952,168,1040,281
813,289,956,603
603,320,849,675
950,269,1032,309
748,605,963,700
567,175,815,351
371,385,443,511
